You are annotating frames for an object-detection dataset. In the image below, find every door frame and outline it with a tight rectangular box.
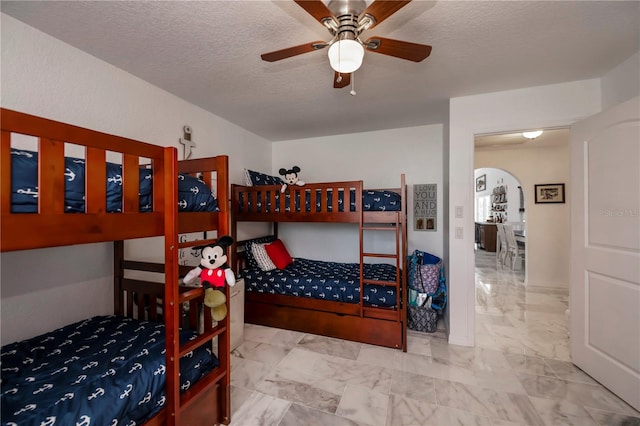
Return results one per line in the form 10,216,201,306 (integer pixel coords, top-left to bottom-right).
448,79,602,347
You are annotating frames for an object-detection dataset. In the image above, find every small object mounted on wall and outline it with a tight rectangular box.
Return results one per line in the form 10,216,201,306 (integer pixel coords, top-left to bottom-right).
476,174,486,192
179,125,196,160
535,183,565,204
518,186,525,212
413,184,437,231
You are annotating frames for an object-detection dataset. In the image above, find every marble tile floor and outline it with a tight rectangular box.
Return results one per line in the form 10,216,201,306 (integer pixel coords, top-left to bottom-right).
228,252,639,425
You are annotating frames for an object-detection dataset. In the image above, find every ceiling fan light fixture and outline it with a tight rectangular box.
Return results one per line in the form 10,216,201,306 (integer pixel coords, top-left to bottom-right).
328,39,364,73
522,130,543,140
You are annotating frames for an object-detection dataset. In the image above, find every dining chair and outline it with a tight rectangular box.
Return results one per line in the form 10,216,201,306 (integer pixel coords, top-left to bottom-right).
504,223,525,270
495,223,509,266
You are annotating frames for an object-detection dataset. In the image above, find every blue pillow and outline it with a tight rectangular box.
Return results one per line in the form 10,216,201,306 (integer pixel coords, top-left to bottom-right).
138,173,219,212
362,190,402,211
177,174,219,212
245,169,283,186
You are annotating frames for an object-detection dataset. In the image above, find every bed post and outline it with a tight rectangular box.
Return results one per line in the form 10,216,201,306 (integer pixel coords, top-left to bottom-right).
216,155,230,238
217,155,231,424
230,186,238,276
163,147,180,426
114,240,124,316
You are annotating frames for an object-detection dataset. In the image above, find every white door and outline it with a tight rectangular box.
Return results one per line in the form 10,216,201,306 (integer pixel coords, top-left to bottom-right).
570,96,640,411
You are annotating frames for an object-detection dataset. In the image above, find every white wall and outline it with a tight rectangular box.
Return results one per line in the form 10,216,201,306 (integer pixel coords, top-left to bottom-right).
441,112,451,335
271,125,444,262
475,141,571,288
0,14,271,345
448,79,602,347
601,51,640,110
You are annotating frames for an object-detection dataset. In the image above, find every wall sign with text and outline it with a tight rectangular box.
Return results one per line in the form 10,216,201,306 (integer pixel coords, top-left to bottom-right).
413,184,437,231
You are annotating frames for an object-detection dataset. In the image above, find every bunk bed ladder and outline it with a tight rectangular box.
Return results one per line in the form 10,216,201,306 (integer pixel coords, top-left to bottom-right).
173,238,232,426
164,150,230,425
359,212,402,323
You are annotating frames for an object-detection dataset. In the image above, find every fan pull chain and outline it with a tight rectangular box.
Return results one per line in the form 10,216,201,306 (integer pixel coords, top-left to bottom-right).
350,72,356,96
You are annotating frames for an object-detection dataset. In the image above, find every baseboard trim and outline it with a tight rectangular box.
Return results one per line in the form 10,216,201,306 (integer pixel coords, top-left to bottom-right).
448,333,474,347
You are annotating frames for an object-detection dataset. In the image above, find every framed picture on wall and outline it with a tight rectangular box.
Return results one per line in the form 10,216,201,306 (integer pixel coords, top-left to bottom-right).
476,174,486,192
413,184,437,232
534,183,565,204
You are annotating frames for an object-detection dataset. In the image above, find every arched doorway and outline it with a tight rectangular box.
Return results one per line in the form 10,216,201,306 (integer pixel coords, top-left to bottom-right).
474,167,526,274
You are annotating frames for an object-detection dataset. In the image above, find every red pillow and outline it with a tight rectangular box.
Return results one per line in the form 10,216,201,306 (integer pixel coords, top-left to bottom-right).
264,239,293,269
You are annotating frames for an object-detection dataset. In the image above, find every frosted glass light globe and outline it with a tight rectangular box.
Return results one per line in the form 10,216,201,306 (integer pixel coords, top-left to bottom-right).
328,39,364,74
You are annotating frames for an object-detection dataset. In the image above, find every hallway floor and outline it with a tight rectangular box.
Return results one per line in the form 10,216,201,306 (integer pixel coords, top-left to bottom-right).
228,251,640,425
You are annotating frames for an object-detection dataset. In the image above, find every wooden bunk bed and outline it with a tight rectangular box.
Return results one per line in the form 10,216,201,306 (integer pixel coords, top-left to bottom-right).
1,108,232,425
231,176,408,351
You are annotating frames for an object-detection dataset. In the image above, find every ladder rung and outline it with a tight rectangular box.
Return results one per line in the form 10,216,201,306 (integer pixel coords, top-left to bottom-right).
179,323,226,356
362,279,398,287
362,252,397,258
179,238,217,249
179,287,204,303
362,226,397,231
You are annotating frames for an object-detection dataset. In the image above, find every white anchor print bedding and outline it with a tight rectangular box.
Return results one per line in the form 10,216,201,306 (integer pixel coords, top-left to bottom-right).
10,149,219,213
1,315,218,425
242,257,398,307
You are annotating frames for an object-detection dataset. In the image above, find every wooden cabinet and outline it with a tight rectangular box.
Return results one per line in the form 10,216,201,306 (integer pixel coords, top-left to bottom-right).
475,222,497,252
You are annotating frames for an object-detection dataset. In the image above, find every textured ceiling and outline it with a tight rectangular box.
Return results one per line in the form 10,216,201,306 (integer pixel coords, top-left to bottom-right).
475,128,568,150
2,1,639,141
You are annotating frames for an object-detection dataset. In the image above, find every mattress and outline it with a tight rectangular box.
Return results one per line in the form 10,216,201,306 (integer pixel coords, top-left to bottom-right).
1,315,219,425
238,188,401,213
10,149,219,213
242,257,398,307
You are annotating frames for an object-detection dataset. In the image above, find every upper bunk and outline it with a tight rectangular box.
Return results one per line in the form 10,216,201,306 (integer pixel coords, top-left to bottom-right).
231,174,407,225
1,108,232,424
1,108,228,252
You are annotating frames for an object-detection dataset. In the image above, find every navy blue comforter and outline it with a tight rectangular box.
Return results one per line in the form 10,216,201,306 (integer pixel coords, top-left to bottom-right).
242,258,398,307
1,315,218,426
11,149,218,213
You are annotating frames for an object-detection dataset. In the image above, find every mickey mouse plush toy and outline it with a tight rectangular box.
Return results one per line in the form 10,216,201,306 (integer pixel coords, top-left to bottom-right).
279,166,306,193
183,235,235,321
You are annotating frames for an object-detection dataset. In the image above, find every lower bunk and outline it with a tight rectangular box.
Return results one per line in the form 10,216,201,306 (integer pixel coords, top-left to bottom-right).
245,293,405,350
237,240,406,351
1,276,229,426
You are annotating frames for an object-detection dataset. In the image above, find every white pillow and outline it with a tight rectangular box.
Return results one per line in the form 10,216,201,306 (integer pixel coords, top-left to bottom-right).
244,169,253,186
251,243,276,271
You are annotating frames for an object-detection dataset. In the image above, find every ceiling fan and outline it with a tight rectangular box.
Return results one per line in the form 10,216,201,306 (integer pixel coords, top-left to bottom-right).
261,0,432,89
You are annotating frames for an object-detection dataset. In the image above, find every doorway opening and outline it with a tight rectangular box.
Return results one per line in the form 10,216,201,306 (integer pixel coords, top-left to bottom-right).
474,167,526,274
472,128,572,358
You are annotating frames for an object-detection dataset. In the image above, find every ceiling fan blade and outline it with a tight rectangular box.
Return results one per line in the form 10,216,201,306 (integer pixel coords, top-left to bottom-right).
294,0,335,25
365,37,432,62
261,41,327,62
333,72,351,88
361,1,412,29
